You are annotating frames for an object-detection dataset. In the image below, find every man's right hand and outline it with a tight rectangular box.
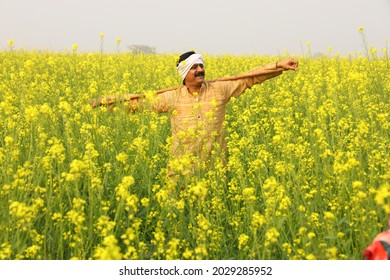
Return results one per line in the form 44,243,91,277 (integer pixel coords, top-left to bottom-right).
91,94,142,108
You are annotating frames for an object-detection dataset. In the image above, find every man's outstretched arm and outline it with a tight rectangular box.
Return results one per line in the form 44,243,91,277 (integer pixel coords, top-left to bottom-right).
246,58,298,85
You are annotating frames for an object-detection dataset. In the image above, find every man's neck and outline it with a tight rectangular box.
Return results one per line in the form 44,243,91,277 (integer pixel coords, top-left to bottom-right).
186,83,202,94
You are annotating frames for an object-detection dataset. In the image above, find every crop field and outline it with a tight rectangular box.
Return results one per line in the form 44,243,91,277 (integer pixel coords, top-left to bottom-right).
0,38,389,260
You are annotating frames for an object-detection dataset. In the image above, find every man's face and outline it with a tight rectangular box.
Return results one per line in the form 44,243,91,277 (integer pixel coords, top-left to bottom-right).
185,63,205,86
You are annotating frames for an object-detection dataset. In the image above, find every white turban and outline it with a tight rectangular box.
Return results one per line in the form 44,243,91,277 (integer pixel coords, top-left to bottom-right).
176,53,204,81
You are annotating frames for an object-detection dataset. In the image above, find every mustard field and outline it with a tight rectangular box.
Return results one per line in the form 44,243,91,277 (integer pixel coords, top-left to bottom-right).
0,40,389,260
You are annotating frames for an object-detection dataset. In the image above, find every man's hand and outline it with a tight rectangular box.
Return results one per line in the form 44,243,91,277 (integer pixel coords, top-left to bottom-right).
90,95,116,108
91,94,142,108
277,58,299,71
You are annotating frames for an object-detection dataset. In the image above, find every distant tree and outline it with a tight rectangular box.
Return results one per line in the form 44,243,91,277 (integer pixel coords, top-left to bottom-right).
127,45,156,54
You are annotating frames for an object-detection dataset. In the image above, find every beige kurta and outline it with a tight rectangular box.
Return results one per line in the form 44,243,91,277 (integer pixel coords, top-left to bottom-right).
151,62,283,162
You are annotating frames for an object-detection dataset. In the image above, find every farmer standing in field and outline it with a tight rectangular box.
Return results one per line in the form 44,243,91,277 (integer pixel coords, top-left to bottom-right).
93,51,298,176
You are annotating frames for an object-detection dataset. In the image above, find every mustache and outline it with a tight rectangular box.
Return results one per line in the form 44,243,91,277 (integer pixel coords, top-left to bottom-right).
195,71,205,77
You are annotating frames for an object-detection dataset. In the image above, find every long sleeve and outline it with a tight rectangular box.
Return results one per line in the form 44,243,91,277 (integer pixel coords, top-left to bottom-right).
151,88,178,113
217,62,283,101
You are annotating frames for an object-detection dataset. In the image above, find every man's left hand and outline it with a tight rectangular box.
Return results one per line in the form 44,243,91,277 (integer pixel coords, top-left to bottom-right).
278,58,299,71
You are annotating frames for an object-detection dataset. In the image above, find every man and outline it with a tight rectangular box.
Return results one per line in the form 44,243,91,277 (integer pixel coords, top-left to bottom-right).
93,51,298,176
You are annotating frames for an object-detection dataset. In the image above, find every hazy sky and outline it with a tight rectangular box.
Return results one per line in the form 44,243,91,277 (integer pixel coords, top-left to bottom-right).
1,0,389,55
